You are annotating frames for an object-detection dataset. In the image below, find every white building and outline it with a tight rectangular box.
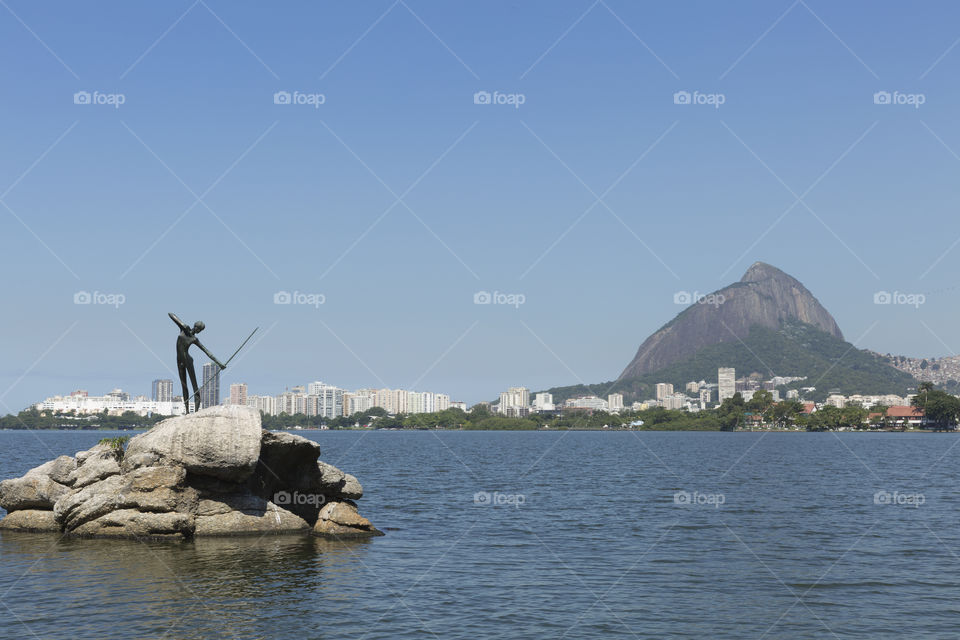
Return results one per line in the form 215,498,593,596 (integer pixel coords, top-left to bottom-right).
607,393,624,412
499,387,530,412
718,368,736,402
534,392,555,411
36,389,183,417
565,396,609,411
247,394,277,416
655,383,674,401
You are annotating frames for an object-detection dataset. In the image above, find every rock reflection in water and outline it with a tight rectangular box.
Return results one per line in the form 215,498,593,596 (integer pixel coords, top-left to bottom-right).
1,532,375,639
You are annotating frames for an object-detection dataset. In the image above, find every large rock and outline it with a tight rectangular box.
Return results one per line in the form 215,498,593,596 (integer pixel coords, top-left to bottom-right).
0,474,71,512
312,501,382,538
0,509,60,532
195,498,308,535
124,405,262,481
26,455,76,486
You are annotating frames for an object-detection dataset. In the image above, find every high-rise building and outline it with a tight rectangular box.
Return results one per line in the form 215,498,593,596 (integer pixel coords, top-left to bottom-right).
229,383,247,406
499,387,530,412
685,381,700,394
201,363,220,410
655,383,674,401
152,379,173,402
661,394,687,410
718,368,736,402
608,393,624,412
306,382,343,418
247,394,277,416
699,388,712,408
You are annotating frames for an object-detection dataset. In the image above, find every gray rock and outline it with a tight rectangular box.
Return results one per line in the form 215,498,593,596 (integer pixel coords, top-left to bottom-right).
196,493,272,517
68,449,121,489
0,474,71,512
340,473,363,500
54,466,196,532
0,509,60,532
75,443,113,464
124,405,262,481
312,500,382,538
195,501,308,536
316,460,345,487
54,475,125,530
71,509,193,539
26,456,76,486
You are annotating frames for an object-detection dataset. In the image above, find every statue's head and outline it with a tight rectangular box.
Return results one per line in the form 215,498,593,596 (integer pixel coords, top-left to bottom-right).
193,321,205,334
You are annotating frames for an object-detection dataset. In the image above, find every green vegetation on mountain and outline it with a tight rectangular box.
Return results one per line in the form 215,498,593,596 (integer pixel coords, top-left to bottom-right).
544,320,917,404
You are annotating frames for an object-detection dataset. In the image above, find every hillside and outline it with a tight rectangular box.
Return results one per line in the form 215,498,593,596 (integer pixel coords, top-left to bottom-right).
546,321,917,404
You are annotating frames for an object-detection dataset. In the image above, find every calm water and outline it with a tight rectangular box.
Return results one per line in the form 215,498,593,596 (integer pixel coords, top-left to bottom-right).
2,429,960,639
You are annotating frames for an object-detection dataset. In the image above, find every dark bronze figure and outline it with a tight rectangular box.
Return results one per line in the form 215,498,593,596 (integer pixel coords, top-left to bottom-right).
168,312,225,413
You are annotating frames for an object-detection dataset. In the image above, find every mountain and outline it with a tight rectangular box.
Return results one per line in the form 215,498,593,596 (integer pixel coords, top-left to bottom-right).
541,262,917,404
547,321,916,404
618,262,843,380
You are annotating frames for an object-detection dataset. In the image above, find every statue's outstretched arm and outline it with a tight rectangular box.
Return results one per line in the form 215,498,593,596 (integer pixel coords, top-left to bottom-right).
195,341,225,369
168,312,188,332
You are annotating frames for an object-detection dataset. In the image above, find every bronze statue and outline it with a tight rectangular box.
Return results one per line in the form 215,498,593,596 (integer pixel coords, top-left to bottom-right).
169,312,225,413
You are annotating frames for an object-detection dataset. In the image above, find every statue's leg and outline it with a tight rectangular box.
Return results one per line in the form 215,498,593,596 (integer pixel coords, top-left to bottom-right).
187,361,200,411
177,362,190,413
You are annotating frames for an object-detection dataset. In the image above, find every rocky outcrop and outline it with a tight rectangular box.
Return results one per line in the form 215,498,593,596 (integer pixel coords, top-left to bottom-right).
619,262,844,379
0,406,381,540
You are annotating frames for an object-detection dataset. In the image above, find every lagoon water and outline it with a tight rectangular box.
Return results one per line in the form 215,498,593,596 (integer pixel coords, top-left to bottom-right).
2,429,959,639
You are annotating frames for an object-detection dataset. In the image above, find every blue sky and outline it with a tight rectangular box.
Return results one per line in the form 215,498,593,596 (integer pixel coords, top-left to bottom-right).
3,0,960,410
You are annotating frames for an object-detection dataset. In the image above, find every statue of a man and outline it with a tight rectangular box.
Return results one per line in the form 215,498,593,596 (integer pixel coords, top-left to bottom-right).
168,312,225,413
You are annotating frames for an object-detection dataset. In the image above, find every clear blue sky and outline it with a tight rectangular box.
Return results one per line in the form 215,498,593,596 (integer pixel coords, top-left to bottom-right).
3,0,960,410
